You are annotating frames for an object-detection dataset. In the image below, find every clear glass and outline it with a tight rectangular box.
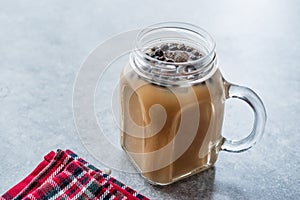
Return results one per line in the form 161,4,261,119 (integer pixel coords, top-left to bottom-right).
120,22,267,185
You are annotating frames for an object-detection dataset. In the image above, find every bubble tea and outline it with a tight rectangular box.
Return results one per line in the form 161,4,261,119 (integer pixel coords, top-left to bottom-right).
120,23,266,185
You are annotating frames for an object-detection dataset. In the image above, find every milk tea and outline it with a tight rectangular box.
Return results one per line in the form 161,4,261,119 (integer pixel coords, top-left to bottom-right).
120,43,225,185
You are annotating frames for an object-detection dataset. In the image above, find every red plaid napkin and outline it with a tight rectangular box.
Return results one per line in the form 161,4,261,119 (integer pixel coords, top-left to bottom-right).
1,149,149,200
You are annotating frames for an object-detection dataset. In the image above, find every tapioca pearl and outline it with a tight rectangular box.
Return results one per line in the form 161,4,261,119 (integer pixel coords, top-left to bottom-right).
145,48,156,58
177,44,186,51
186,46,193,52
155,49,164,57
165,51,175,59
190,55,199,60
169,44,178,51
160,44,169,51
174,52,189,62
192,50,201,56
174,56,187,62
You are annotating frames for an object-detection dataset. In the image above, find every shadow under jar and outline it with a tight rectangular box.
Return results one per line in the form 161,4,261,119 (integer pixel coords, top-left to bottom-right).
120,22,266,185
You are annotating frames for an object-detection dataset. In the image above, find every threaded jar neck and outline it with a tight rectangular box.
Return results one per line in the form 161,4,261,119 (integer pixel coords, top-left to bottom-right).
130,22,218,87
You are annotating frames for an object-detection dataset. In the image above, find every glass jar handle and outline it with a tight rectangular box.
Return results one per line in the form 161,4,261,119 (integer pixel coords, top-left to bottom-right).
221,82,267,152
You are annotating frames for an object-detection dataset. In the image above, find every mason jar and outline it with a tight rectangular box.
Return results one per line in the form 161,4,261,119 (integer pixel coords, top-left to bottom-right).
120,22,266,185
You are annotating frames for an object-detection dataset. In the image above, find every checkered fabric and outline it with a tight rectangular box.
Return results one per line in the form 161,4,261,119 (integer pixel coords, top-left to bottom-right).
1,149,149,200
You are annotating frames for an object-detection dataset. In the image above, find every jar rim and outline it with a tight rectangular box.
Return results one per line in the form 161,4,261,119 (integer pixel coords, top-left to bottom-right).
135,22,216,66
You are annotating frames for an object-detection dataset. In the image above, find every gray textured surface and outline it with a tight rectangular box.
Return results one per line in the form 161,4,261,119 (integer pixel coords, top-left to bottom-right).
0,0,299,199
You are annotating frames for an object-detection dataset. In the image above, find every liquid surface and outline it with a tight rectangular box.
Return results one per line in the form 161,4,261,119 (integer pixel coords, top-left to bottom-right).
145,43,204,63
